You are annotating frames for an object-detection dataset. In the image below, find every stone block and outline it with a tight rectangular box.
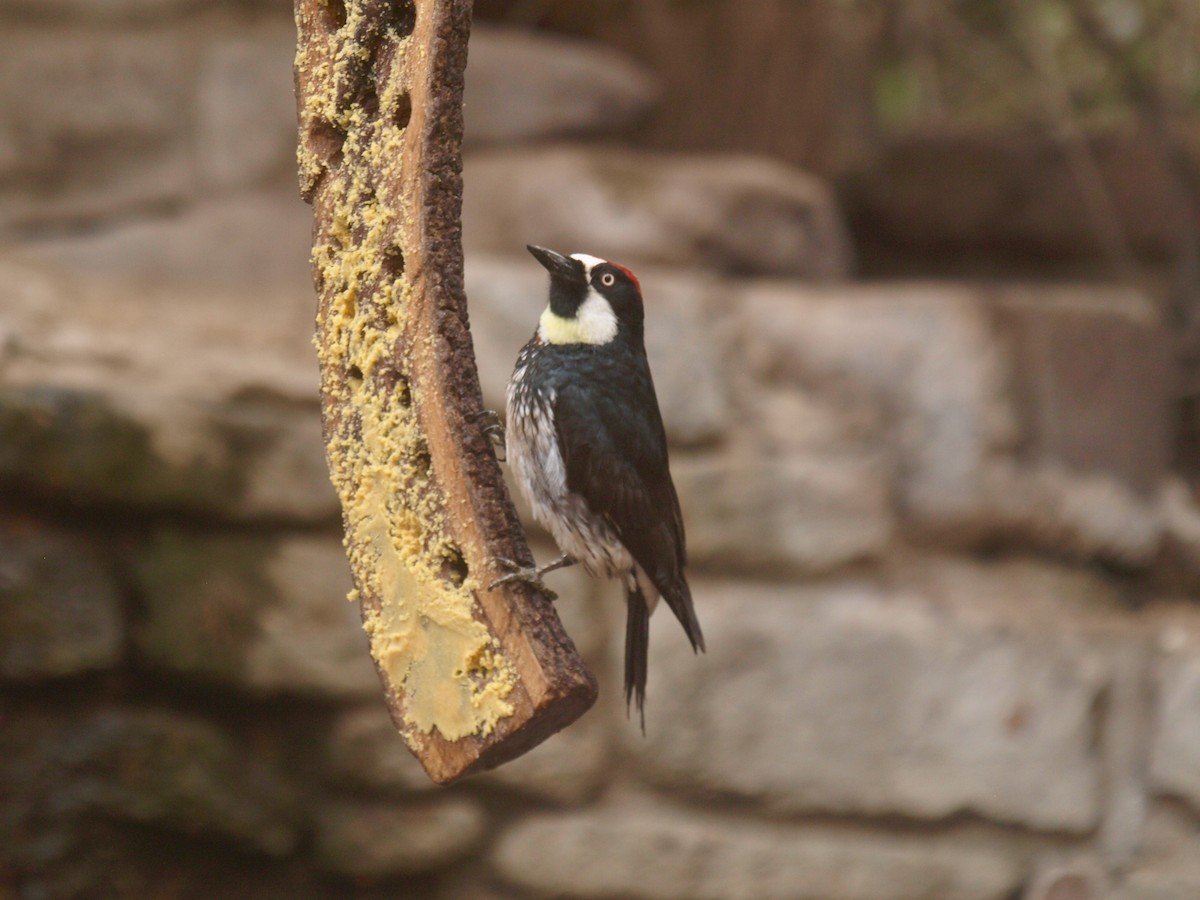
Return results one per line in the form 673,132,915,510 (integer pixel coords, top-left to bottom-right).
847,129,1199,270
1,816,326,900
463,255,544,417
1118,864,1200,900
478,706,611,804
1023,858,1109,900
977,460,1164,568
0,518,123,679
638,269,735,448
748,379,888,458
627,566,1124,832
465,25,660,146
133,532,380,698
1113,805,1200,900
991,285,1172,493
586,2,878,179
735,279,1172,564
0,257,335,521
0,386,333,522
673,452,893,576
0,709,299,856
463,146,851,278
1160,480,1200,582
913,558,1152,865
315,798,486,878
0,0,196,18
328,705,439,794
15,191,313,286
492,796,1024,900
737,281,1014,534
196,25,301,191
1149,481,1200,591
0,28,193,233
1149,614,1200,814
899,553,1128,621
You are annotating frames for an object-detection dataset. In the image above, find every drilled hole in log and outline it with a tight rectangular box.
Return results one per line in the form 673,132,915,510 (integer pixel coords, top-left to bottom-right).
395,375,411,408
319,0,347,31
308,119,346,169
412,443,432,479
442,545,469,587
382,245,406,279
394,92,412,130
360,83,379,120
359,78,380,120
348,365,364,385
388,1,417,38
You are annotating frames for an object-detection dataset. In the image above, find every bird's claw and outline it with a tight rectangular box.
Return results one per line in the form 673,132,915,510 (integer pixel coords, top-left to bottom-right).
475,409,506,461
488,556,558,601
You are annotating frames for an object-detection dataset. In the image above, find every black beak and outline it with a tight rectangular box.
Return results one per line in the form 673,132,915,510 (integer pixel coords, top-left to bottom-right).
527,245,584,284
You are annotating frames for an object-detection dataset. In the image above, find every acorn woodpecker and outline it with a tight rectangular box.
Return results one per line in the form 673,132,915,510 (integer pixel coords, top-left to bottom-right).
491,244,705,729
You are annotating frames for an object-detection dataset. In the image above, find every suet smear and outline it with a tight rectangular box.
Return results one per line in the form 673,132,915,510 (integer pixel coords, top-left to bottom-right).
300,0,516,745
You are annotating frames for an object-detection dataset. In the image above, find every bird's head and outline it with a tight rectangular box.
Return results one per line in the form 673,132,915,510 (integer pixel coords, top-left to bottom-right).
527,244,644,346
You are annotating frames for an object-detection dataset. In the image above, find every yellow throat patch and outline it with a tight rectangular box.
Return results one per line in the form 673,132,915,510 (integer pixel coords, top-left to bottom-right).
537,291,618,345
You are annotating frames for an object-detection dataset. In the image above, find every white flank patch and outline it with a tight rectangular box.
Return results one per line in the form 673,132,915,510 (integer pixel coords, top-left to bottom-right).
537,288,618,345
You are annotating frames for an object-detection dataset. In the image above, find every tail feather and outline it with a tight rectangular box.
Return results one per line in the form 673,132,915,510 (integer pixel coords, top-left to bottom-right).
636,564,705,655
661,578,705,655
624,581,650,734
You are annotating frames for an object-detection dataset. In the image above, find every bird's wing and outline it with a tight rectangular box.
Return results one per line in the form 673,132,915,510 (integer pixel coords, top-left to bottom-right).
552,366,687,593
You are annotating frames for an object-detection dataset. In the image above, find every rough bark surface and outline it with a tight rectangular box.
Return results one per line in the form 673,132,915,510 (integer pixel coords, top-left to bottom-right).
294,0,596,784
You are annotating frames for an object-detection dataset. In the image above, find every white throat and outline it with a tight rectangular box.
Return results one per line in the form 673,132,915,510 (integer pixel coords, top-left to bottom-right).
537,287,619,345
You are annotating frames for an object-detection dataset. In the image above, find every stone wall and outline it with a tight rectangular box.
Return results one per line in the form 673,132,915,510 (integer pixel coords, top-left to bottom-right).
3,3,1200,899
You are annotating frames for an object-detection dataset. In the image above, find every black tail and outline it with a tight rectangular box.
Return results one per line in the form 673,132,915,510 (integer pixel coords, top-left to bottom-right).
624,581,650,734
661,577,705,655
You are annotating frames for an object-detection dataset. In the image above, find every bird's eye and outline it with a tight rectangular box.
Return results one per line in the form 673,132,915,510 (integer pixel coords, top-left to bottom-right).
600,272,616,287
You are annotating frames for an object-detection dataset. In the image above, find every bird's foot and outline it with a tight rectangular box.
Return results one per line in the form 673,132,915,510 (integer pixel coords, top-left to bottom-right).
489,557,558,600
488,554,577,600
475,409,506,461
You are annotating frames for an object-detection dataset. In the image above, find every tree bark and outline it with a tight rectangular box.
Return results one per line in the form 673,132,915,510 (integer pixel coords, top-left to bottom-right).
294,0,596,784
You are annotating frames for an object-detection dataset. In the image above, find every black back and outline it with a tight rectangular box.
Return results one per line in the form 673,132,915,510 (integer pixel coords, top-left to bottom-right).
527,335,702,651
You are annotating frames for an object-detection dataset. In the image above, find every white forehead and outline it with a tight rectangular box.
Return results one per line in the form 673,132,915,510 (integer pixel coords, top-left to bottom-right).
569,253,606,276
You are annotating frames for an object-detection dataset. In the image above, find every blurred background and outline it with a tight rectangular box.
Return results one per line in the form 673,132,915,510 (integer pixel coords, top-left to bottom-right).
3,0,1200,897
